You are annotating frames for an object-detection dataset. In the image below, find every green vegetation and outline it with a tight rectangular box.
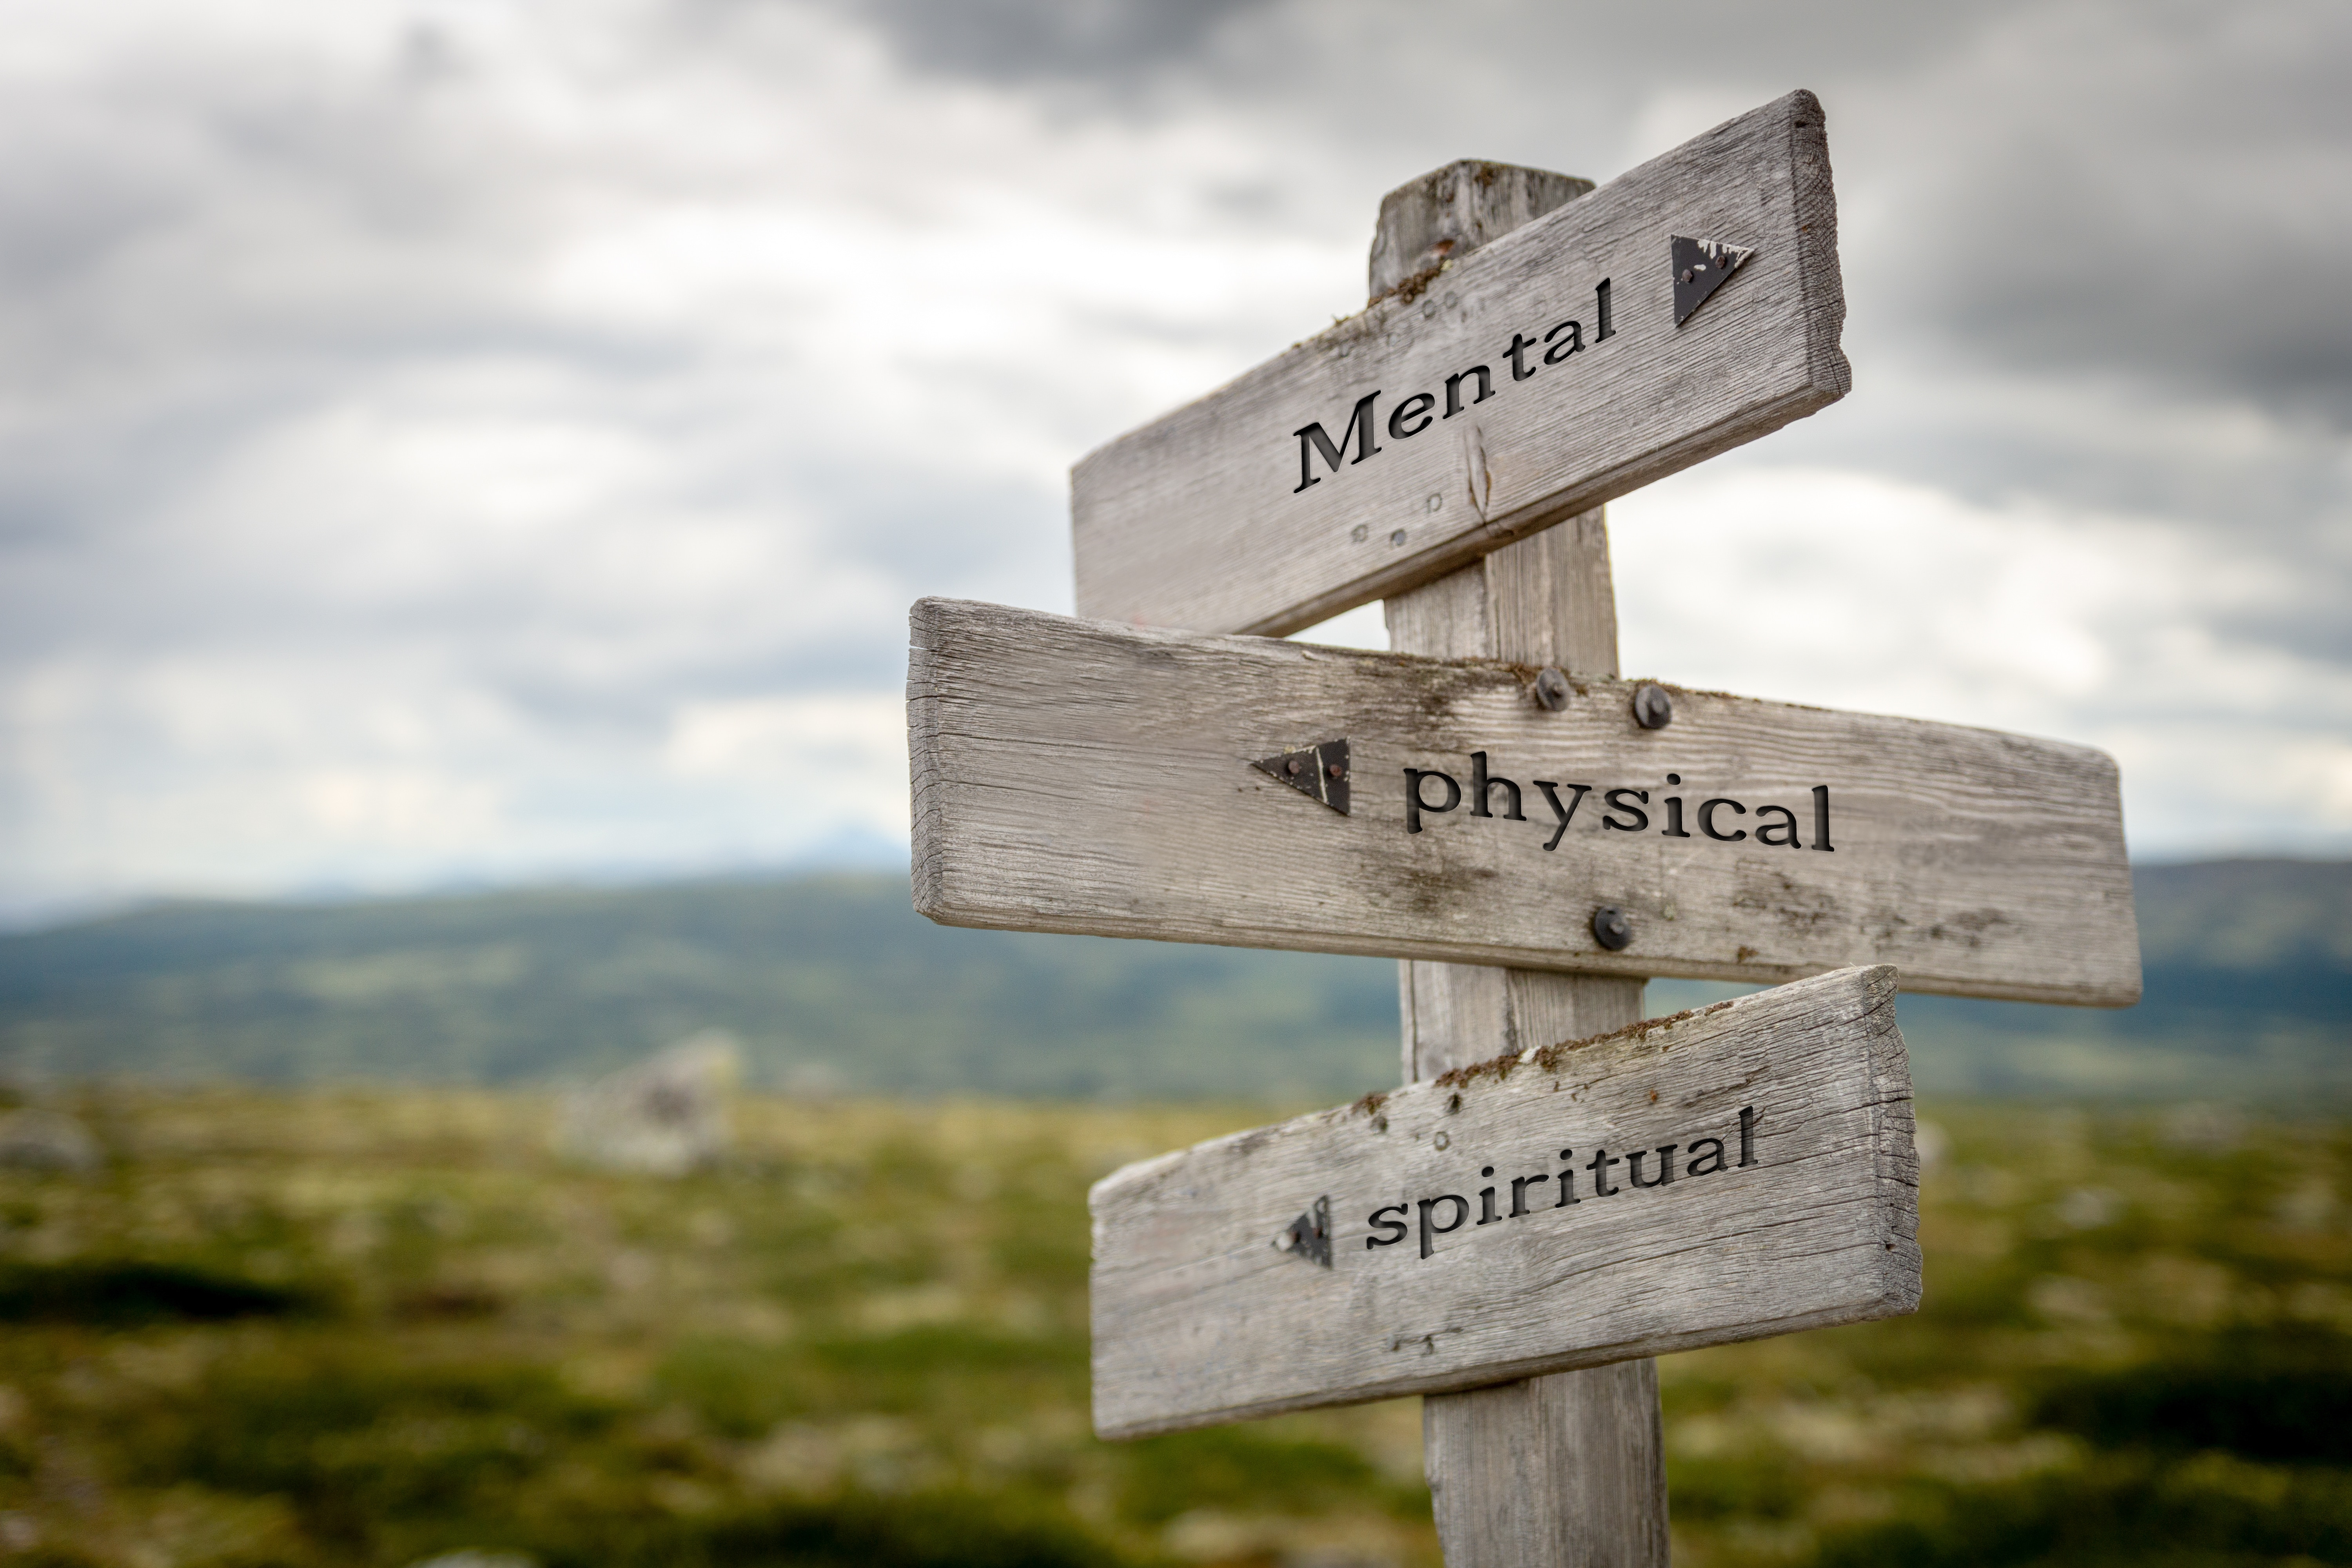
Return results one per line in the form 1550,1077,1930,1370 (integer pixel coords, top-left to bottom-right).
0,1089,1437,1567
0,877,1398,1100
2,1088,2350,1566
3,860,2347,1102
0,1260,317,1327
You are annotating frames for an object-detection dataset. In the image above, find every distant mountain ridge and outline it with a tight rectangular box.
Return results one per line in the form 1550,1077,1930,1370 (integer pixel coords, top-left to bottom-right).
0,860,2344,1102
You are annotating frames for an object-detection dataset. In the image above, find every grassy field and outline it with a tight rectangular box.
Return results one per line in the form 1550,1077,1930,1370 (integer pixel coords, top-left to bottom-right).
2,1087,2350,1568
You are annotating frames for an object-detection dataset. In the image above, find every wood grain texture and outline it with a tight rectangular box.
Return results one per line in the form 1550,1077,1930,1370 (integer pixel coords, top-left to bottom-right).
1071,90,1849,638
1087,965,1920,1437
1385,510,1639,1083
1383,510,1621,677
1368,162,1595,304
1387,444,1663,1568
907,597,2141,1005
1424,1362,1668,1568
1401,962,1651,1086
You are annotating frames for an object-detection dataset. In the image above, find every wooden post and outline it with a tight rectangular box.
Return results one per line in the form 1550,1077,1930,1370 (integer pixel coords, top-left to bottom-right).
1376,163,1671,1568
920,101,2112,1561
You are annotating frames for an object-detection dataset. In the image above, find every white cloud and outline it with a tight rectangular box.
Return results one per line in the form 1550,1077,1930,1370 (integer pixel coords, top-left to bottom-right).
664,692,907,817
0,0,2343,918
1612,465,2352,856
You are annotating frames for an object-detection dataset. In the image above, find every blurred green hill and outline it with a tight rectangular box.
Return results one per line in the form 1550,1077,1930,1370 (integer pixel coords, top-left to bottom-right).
1,860,2344,1101
1866,858,2352,1101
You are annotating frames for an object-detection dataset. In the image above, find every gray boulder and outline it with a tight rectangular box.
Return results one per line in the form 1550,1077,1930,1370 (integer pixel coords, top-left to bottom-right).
557,1031,739,1176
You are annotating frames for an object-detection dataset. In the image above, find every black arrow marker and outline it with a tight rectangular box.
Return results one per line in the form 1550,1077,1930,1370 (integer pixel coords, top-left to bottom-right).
1272,1195,1332,1267
1671,234,1756,325
1251,738,1349,815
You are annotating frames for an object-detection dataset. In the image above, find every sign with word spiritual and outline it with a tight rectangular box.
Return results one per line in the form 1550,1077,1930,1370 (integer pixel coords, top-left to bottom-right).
1071,90,1849,639
1088,966,1918,1438
908,598,2141,1006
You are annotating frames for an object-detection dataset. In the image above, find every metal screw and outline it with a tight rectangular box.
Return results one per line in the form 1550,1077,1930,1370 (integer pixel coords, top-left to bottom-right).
1327,762,1344,779
1534,667,1571,711
1592,906,1633,951
1632,683,1673,729
1390,529,1407,546
1679,268,1693,283
1285,758,1303,775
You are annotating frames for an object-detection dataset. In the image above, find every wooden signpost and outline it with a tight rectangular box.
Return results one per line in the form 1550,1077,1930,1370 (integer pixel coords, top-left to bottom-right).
909,597,2139,1006
1071,90,1848,639
1091,965,1918,1438
906,90,2139,1566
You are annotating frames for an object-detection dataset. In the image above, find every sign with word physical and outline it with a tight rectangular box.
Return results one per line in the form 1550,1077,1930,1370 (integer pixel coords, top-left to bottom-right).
1089,965,1918,1438
909,598,2140,1007
1071,90,1849,639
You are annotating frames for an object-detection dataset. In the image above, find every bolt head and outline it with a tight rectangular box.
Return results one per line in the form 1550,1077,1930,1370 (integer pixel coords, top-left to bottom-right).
1285,758,1303,775
1592,906,1633,951
1534,666,1571,711
1632,683,1673,730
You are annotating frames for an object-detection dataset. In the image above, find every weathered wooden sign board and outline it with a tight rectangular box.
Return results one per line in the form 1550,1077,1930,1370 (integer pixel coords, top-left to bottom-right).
1090,965,1918,1438
907,90,2138,1568
909,597,2141,1007
1071,90,1849,638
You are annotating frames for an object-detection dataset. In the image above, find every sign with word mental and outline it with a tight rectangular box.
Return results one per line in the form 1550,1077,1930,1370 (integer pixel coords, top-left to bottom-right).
909,598,2141,1007
1071,90,1849,638
1089,965,1918,1437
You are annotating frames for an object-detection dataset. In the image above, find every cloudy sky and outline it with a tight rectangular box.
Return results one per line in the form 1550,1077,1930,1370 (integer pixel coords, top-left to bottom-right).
2,0,2346,921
